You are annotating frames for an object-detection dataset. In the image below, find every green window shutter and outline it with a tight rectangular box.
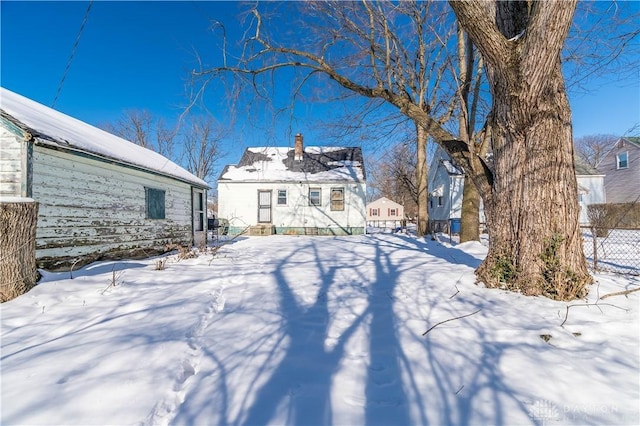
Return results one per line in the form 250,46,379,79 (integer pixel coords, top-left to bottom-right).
145,187,165,219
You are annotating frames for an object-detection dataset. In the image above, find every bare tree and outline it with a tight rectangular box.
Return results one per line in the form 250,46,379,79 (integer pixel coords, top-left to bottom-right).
194,0,597,299
454,24,488,242
101,109,154,148
574,134,618,167
194,1,457,237
101,109,180,162
102,110,225,185
182,115,226,182
367,141,419,219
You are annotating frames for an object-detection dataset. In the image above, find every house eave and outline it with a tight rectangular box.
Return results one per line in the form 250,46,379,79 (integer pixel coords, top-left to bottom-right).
34,138,210,189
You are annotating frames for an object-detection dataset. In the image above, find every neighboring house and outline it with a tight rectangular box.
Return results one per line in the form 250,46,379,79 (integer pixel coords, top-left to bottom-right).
366,197,405,227
427,146,605,228
575,157,606,223
0,87,209,270
596,137,640,204
217,134,366,235
427,146,470,231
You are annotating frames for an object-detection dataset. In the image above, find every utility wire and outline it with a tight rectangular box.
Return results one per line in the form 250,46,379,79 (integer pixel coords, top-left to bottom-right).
52,0,93,108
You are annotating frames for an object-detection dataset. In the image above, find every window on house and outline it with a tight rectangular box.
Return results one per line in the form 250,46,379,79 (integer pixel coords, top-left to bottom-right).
617,152,628,169
145,187,166,219
330,187,344,211
193,190,204,231
277,189,287,205
371,208,378,216
309,188,321,206
437,196,443,207
390,208,397,216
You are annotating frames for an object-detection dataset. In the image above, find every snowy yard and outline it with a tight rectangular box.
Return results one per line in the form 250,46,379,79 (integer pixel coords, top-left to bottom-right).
1,234,639,425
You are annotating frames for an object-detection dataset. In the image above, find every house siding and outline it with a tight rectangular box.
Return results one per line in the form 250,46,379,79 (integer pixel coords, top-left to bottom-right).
0,125,23,197
218,181,366,235
32,146,196,269
366,197,404,221
577,175,606,224
598,140,640,203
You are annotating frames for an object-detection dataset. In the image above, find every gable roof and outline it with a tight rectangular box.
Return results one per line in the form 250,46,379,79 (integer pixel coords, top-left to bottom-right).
367,197,403,208
622,136,640,147
574,156,603,176
219,146,366,183
0,87,208,188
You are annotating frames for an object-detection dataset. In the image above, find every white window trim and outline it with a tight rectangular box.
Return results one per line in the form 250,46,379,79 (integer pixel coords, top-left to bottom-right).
617,151,629,169
277,189,288,206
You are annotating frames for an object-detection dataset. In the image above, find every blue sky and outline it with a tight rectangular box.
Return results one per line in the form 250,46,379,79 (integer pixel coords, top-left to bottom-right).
1,0,639,179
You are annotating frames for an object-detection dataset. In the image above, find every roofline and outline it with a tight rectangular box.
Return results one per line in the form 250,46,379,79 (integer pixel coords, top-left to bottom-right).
34,138,210,189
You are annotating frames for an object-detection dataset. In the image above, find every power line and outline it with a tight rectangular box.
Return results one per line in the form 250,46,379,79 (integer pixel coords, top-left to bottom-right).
52,0,93,108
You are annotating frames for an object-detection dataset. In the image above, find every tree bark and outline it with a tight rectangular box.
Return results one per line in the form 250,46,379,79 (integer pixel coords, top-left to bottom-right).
416,123,429,237
450,0,591,299
1,200,39,302
460,175,480,242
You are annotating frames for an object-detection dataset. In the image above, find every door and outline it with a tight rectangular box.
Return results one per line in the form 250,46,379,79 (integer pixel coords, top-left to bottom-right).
192,188,206,246
258,190,272,223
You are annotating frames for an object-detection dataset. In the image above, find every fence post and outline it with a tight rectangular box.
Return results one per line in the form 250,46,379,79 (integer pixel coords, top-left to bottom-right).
591,227,598,272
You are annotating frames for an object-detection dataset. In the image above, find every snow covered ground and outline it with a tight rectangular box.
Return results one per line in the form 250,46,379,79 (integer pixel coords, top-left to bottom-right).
1,233,639,425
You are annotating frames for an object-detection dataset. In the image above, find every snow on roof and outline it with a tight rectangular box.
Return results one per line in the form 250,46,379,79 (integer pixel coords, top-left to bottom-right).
441,160,463,175
0,87,208,188
220,146,365,182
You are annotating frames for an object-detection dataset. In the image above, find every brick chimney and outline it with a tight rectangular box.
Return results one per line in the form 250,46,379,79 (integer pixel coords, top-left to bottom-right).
294,133,303,161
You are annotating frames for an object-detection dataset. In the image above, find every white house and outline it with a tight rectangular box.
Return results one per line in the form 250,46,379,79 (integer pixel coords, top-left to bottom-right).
427,146,471,232
427,146,605,229
217,134,366,235
366,197,405,228
0,87,209,270
575,157,606,223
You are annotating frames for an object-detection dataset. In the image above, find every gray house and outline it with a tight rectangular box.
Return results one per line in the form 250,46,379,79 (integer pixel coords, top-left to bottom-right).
596,137,640,203
0,87,209,270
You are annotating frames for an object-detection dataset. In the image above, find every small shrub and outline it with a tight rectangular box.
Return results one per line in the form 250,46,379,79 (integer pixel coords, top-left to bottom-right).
491,254,517,284
154,258,167,270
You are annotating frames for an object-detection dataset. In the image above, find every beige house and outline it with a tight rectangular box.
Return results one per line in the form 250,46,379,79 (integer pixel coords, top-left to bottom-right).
366,197,404,228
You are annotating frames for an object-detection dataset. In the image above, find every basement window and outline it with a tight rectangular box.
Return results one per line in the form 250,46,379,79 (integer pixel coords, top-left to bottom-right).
145,187,166,219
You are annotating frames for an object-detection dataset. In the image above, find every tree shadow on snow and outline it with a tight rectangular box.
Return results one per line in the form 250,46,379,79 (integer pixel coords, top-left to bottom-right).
232,237,414,425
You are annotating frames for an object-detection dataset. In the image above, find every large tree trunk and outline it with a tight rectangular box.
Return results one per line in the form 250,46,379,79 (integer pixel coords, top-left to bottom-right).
1,200,39,302
460,175,480,242
416,124,429,237
451,0,591,300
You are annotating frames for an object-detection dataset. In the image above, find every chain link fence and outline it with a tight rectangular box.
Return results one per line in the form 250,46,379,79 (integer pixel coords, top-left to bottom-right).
581,226,640,276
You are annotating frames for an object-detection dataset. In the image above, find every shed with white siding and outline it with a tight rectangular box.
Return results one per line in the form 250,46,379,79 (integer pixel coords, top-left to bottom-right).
218,134,366,236
0,87,209,270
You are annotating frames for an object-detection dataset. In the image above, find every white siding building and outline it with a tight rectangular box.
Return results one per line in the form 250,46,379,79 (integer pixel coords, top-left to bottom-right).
218,134,366,235
0,87,209,270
